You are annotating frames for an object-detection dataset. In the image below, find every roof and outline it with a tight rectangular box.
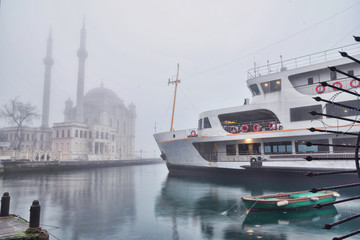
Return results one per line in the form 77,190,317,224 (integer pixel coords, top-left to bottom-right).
84,87,121,101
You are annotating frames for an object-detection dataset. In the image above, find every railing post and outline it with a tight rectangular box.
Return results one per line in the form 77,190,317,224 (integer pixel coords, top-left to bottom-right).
29,200,41,228
0,192,10,216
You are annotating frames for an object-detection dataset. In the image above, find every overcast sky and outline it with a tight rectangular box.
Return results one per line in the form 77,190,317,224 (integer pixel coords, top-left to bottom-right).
1,0,360,158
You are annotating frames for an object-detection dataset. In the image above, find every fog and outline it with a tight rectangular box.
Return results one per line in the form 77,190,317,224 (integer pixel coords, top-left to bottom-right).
1,0,360,158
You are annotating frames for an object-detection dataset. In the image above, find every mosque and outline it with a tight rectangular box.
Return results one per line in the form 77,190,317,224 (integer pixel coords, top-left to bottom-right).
0,23,136,161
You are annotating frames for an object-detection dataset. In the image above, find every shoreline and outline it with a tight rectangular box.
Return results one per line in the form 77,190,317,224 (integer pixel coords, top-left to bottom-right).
1,158,164,174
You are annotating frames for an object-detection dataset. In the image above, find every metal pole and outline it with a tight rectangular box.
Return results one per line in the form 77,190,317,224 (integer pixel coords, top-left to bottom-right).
170,64,180,132
0,192,10,216
29,200,41,228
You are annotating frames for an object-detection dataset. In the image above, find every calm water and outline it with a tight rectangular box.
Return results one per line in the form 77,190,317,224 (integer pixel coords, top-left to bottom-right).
1,163,360,240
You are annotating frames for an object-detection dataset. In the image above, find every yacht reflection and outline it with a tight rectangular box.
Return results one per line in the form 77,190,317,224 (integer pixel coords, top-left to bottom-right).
156,174,316,240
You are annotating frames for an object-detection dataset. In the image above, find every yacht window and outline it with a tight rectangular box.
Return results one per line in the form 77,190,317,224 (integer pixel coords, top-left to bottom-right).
226,144,236,156
308,78,313,85
295,139,329,153
264,141,292,154
333,137,357,153
238,143,261,155
193,142,218,161
198,119,203,130
348,70,354,76
204,117,211,129
260,80,281,93
290,105,322,122
330,71,337,80
249,84,261,96
326,100,359,117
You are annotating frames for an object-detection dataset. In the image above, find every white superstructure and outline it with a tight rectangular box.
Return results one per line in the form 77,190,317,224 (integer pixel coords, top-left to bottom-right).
154,44,360,174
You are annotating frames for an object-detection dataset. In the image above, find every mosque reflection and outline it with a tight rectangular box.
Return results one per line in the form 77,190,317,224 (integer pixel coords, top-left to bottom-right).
2,167,136,239
156,173,340,240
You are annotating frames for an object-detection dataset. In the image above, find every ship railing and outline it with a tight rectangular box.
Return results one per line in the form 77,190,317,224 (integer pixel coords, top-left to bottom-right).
222,119,281,134
216,151,355,162
247,43,360,79
293,75,360,95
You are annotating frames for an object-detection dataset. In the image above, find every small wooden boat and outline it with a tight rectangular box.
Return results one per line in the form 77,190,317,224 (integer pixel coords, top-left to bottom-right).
241,190,339,211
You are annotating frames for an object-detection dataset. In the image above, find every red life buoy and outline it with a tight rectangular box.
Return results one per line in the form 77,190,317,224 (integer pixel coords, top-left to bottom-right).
315,84,325,94
350,79,360,88
241,125,249,133
191,130,197,137
230,126,237,134
332,81,342,91
253,124,261,132
269,122,277,130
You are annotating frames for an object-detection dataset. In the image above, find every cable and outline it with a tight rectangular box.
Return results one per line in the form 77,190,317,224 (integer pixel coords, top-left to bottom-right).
182,2,360,81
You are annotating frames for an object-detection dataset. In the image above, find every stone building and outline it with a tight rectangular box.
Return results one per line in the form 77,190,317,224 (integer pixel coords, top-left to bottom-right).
51,23,136,161
0,23,136,161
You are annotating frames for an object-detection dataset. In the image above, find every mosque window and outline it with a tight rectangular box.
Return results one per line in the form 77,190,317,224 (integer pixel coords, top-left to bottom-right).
96,131,99,138
56,130,59,138
106,132,108,139
62,130,65,138
80,130,83,138
84,131,87,138
101,132,104,139
67,129,71,138
75,130,78,138
89,131,92,138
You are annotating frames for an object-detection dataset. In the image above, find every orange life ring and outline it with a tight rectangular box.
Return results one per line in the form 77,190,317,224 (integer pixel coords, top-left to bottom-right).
191,130,197,137
253,124,261,132
315,84,325,93
269,122,277,130
332,81,342,91
241,125,249,133
230,126,237,134
350,79,360,88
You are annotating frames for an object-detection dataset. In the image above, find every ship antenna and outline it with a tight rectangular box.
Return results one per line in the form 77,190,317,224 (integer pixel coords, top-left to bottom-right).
169,63,180,132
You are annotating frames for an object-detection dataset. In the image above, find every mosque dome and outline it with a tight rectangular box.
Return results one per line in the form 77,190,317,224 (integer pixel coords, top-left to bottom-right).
84,87,121,101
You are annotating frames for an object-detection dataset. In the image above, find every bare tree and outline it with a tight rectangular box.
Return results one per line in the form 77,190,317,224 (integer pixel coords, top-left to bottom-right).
0,98,39,150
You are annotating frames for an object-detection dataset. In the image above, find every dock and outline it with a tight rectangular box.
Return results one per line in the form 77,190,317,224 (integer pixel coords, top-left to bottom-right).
0,193,49,240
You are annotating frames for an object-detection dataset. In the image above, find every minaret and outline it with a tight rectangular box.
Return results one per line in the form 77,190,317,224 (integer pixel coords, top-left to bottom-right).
75,20,88,122
41,29,54,129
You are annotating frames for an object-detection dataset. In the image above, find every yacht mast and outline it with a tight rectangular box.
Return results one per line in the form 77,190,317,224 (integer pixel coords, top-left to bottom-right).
169,64,180,131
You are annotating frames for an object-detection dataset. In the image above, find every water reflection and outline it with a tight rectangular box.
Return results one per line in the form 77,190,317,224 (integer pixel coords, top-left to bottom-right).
156,173,360,240
1,167,137,240
1,164,360,240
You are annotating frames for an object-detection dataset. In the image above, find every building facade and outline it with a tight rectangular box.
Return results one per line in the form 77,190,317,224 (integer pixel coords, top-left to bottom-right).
0,23,136,161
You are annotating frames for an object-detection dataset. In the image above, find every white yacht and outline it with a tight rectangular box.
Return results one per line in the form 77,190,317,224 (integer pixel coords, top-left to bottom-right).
154,44,360,175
